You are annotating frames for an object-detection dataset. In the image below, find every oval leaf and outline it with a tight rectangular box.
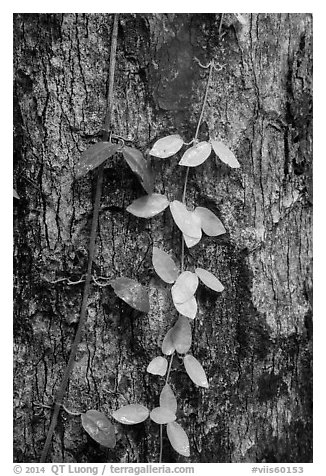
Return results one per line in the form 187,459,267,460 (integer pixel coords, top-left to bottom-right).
171,271,198,304
183,354,209,388
152,247,179,284
183,233,201,249
173,297,197,319
160,384,177,414
150,135,184,158
167,421,190,457
171,316,192,353
179,141,212,167
194,207,226,237
122,147,154,194
161,328,176,355
147,356,168,376
211,139,240,168
127,193,169,218
150,407,176,424
195,268,224,292
112,404,149,425
169,201,202,238
81,410,116,448
76,142,119,179
111,277,150,313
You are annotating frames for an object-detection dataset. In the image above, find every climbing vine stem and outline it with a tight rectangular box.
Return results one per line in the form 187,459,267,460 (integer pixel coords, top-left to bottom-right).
40,13,119,463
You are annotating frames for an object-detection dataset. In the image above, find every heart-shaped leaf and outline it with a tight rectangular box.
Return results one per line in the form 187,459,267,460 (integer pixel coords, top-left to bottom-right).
179,141,212,167
167,421,190,457
13,188,20,199
183,233,201,249
160,384,177,414
150,407,176,424
76,142,119,179
194,207,226,237
161,328,176,355
169,201,202,239
112,404,149,425
173,297,197,319
195,268,224,292
111,277,150,313
211,140,240,168
122,146,154,194
150,135,184,158
152,247,179,284
147,356,168,376
126,194,169,218
171,271,198,304
171,316,192,353
183,354,209,388
81,410,116,448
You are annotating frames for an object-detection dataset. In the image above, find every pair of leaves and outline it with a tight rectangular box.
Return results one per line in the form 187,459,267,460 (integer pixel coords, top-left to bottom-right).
160,385,190,457
111,277,150,313
160,327,209,388
149,134,240,168
112,402,175,426
161,316,192,355
170,201,226,248
112,388,189,456
81,409,116,448
152,248,197,318
76,142,154,194
171,271,198,319
127,196,226,249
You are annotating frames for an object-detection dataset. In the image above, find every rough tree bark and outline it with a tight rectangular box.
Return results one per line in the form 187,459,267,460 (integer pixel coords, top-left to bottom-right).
13,13,312,463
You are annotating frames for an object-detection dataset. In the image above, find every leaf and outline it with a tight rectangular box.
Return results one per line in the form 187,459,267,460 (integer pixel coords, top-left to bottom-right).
194,207,226,237
171,271,198,304
126,193,169,218
111,277,150,313
160,384,177,414
150,135,184,158
81,410,116,448
195,268,224,292
183,233,201,249
122,147,154,194
183,354,209,388
147,356,168,376
179,141,212,167
112,404,149,425
211,139,240,168
169,201,202,239
152,247,179,284
173,297,197,319
150,407,176,424
167,421,190,457
75,142,119,178
171,316,192,354
161,328,176,355
13,188,20,199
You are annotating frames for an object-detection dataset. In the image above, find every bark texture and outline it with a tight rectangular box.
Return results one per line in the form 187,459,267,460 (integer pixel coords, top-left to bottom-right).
13,13,312,463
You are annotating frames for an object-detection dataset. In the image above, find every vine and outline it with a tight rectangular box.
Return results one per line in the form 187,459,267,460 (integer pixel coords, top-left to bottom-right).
38,14,241,463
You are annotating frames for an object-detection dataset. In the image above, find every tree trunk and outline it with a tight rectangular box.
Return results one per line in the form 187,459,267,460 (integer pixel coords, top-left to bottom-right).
13,13,312,463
